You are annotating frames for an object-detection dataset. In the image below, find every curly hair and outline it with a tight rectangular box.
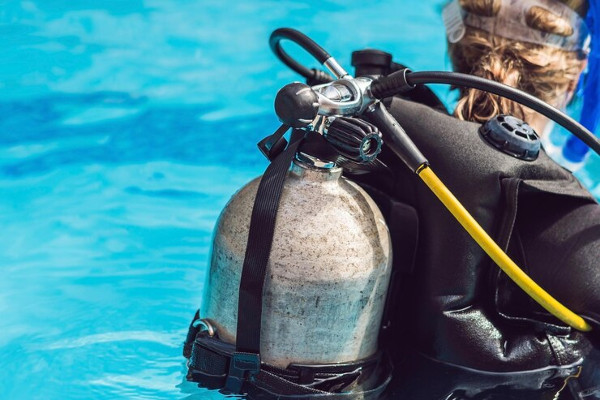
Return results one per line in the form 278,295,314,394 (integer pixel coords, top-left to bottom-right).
449,0,588,126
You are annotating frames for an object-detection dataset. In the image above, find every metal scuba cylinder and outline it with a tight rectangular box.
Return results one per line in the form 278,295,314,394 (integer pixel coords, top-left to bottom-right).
200,152,393,369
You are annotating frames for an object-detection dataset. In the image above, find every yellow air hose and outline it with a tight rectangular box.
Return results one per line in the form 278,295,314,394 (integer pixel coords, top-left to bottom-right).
417,165,592,332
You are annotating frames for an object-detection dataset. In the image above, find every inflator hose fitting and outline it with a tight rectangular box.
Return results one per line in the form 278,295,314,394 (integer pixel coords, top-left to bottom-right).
370,68,415,99
364,103,427,172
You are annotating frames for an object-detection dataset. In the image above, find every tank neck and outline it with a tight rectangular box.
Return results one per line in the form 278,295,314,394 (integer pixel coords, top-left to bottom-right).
290,152,342,182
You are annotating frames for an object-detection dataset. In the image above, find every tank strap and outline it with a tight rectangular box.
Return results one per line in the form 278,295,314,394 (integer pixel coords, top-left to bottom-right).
231,128,305,393
184,327,393,399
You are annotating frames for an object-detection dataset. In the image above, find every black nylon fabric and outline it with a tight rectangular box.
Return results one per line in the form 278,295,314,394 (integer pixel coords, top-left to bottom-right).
513,191,600,329
236,129,304,354
351,96,598,384
184,320,393,399
381,350,584,400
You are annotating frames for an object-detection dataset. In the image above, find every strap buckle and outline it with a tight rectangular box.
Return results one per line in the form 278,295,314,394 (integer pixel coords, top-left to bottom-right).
222,352,261,394
257,124,290,161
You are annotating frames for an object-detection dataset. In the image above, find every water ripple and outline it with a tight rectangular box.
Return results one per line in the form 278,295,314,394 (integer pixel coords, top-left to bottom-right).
46,330,182,350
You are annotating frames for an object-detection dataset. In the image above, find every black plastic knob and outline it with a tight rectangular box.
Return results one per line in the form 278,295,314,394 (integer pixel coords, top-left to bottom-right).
480,115,540,161
274,82,320,128
325,117,383,163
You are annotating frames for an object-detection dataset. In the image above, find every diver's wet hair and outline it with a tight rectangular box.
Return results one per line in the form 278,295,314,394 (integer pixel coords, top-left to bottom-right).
449,0,588,127
526,5,575,36
458,0,589,18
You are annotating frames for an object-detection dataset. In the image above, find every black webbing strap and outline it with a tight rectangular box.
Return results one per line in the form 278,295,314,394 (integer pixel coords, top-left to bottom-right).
186,326,390,397
249,363,393,400
226,129,305,393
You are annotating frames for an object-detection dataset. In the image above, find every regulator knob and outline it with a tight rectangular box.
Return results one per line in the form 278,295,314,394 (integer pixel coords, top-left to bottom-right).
274,82,320,128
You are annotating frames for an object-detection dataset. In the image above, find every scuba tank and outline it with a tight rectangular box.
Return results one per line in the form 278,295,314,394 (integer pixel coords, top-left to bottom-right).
201,153,393,369
184,86,396,397
184,28,600,399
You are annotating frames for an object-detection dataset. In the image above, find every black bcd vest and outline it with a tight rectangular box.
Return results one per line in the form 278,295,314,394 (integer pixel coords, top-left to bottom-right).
350,96,600,400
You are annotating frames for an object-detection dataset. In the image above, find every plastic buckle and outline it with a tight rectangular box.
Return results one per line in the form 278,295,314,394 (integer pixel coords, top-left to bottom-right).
222,352,261,394
258,124,290,161
258,135,288,161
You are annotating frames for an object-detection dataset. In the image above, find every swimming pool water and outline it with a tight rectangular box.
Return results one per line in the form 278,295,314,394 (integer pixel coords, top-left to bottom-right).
1,2,598,399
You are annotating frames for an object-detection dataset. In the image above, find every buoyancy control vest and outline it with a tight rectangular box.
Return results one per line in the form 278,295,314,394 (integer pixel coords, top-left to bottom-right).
184,28,600,399
350,95,600,399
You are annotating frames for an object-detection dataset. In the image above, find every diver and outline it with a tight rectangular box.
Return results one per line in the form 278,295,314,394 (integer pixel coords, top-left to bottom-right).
183,0,600,399
362,0,600,399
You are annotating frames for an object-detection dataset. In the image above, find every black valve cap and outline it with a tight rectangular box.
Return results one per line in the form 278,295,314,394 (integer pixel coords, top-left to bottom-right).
274,82,320,128
480,115,541,161
351,49,392,77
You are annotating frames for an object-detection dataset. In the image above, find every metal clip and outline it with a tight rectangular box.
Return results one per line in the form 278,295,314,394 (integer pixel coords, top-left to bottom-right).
192,318,217,337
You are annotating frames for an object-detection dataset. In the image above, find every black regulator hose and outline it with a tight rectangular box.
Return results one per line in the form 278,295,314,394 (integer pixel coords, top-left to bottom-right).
269,28,599,156
269,28,334,84
371,70,600,157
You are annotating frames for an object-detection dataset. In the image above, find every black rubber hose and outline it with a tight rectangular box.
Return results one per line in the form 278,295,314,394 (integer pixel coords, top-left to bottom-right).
269,28,334,83
364,103,428,172
372,70,600,157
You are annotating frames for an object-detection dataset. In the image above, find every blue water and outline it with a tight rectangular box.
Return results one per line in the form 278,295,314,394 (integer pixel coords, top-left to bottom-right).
0,2,598,399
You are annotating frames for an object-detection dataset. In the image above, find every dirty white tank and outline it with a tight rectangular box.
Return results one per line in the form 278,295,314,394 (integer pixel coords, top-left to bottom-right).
201,156,392,369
